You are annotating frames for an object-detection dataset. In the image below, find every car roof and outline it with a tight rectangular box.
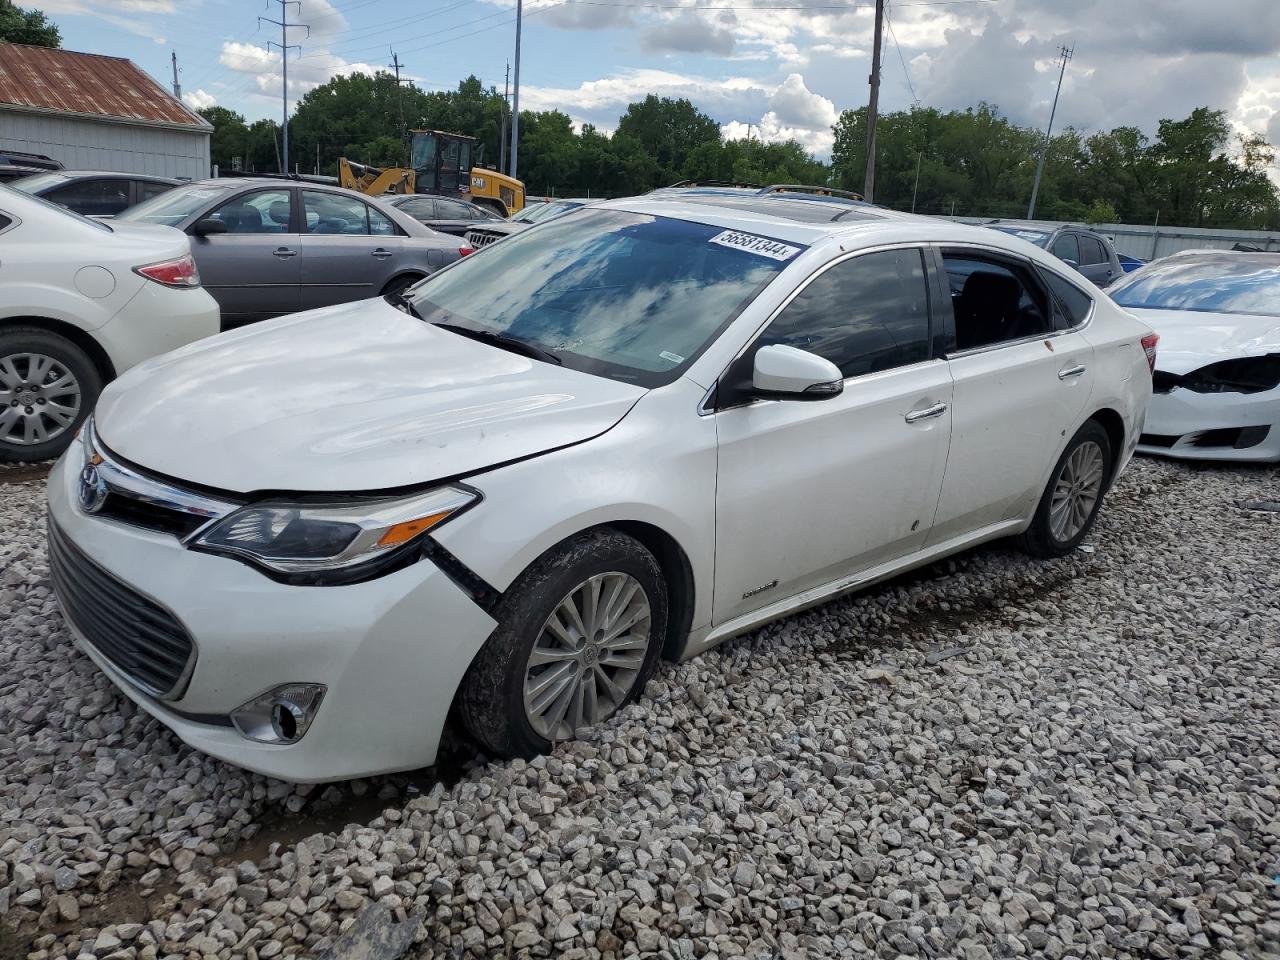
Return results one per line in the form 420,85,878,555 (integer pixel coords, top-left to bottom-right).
32,170,181,183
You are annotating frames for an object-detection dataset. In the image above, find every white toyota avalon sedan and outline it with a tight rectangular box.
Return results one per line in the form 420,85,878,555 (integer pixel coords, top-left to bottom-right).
47,189,1155,781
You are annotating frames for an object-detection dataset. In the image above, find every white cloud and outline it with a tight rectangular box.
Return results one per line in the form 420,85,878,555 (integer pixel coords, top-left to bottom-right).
182,89,216,111
40,0,171,42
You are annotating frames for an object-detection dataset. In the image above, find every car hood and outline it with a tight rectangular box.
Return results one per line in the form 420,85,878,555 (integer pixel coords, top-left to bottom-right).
94,299,645,494
1125,307,1280,375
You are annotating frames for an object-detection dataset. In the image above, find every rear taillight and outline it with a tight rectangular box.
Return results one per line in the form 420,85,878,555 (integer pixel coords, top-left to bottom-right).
458,246,474,257
1141,333,1159,373
135,253,200,288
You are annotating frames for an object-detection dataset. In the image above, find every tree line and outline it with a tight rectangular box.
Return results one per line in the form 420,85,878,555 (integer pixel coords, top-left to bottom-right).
192,71,1279,230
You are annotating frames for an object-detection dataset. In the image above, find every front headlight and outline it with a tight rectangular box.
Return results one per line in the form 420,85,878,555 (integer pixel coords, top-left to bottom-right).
192,485,478,577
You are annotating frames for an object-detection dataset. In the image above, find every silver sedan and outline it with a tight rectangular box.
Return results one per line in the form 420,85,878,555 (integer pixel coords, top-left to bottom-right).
117,178,468,328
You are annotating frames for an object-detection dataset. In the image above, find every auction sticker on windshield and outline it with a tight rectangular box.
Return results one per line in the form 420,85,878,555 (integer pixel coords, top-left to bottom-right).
709,231,803,261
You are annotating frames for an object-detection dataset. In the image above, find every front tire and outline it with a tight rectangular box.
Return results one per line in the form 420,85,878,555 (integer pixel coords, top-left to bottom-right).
1021,419,1113,558
0,328,102,463
457,530,667,759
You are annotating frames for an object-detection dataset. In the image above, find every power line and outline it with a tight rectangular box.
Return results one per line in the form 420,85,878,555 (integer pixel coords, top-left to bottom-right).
260,0,311,174
884,3,917,104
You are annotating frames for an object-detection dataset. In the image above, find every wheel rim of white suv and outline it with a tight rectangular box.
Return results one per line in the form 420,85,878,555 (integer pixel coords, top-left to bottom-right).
1049,440,1104,542
523,571,652,741
0,353,81,446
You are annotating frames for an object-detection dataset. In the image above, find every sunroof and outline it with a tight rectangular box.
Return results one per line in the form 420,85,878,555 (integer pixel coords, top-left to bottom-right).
670,194,885,224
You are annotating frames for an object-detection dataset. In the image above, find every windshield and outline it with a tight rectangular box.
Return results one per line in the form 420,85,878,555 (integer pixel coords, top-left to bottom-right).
118,183,232,226
512,200,582,224
9,172,68,194
1109,253,1280,318
1,183,112,232
406,208,800,386
992,226,1050,248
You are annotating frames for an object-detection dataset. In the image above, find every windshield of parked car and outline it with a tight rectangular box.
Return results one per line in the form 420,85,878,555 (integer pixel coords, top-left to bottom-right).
1109,254,1280,318
118,183,233,226
1,183,112,232
991,226,1051,248
8,172,69,194
406,208,800,386
510,200,582,224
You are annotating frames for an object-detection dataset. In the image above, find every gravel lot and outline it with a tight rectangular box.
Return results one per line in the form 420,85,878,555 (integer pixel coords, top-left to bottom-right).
2,456,1278,960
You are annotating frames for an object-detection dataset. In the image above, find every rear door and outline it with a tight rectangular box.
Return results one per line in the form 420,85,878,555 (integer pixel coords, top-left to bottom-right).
299,190,407,309
1076,234,1115,287
927,246,1095,544
189,187,301,327
432,198,476,236
45,178,132,217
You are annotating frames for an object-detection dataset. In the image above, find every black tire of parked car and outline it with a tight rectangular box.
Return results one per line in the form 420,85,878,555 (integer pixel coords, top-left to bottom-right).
0,327,102,463
380,274,425,300
1020,419,1113,559
456,530,668,759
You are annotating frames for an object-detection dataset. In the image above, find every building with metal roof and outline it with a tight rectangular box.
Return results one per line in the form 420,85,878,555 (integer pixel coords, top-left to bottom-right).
0,43,212,180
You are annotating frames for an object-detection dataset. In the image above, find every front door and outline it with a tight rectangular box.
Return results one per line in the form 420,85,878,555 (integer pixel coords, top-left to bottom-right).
299,190,406,309
713,247,953,625
190,187,301,327
928,248,1096,544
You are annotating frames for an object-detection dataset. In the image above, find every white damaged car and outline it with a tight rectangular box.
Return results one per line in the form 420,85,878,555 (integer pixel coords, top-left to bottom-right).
48,192,1154,781
1111,250,1280,462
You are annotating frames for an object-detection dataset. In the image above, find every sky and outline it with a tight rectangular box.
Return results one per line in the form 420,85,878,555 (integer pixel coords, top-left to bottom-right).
38,0,1280,163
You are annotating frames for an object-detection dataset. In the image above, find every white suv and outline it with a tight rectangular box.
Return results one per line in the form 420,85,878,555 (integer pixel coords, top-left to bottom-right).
47,192,1155,781
0,186,219,461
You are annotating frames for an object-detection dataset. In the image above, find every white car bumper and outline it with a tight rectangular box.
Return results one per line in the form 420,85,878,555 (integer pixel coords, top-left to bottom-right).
1139,384,1280,463
97,283,221,376
46,448,497,782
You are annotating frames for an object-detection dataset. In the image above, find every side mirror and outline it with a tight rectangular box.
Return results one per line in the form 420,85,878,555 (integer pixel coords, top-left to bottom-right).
191,217,227,236
752,344,843,399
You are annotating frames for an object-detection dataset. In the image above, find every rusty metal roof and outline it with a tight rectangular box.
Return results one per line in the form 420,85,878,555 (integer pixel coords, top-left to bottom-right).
0,44,211,129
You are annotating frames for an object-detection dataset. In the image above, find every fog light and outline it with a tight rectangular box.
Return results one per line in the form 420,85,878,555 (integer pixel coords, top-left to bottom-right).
230,683,326,744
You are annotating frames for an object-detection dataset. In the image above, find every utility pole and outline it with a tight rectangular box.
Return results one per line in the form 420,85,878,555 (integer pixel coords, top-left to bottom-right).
911,151,922,213
260,0,309,175
862,0,885,203
1028,44,1073,220
170,51,181,99
510,0,523,181
500,61,510,174
389,50,408,166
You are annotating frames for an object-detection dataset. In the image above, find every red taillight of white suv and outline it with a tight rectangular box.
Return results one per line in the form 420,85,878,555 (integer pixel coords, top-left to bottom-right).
1141,332,1159,373
135,254,201,288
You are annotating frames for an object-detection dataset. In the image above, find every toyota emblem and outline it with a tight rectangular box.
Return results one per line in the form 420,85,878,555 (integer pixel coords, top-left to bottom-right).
77,463,108,514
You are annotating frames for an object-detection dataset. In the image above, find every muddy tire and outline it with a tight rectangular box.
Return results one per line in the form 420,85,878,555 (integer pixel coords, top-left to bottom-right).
1021,419,1113,559
456,530,667,759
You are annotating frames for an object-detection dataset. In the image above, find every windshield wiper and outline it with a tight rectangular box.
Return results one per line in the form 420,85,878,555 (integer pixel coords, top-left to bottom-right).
385,289,424,320
431,321,562,365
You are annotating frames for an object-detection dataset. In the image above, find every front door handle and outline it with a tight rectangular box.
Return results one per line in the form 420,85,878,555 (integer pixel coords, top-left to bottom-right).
371,248,393,260
905,402,948,423
272,247,297,259
1058,364,1087,380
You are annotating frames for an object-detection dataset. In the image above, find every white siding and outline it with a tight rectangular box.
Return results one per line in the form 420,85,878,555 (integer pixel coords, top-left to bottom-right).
0,110,210,179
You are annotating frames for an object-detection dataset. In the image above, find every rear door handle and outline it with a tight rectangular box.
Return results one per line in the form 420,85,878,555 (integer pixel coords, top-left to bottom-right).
272,247,297,259
905,402,948,423
371,248,393,260
1058,364,1087,380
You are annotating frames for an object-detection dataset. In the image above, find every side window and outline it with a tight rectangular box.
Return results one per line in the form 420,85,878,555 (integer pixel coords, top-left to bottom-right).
1078,236,1106,265
210,189,292,234
303,190,370,235
138,180,173,202
46,179,131,216
368,204,398,236
402,198,437,219
756,249,932,378
1051,233,1079,263
0,213,11,231
1039,269,1094,328
943,254,1053,350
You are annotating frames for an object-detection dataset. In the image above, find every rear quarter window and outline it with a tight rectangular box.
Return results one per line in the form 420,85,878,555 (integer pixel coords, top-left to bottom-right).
1040,268,1094,327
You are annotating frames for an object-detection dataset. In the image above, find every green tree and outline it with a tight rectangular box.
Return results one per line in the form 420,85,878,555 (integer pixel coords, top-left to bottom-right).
0,1,60,47
199,106,250,172
616,96,722,185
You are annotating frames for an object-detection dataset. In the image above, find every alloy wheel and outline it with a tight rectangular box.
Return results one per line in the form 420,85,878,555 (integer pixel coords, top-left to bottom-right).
1049,440,1104,542
522,571,652,741
0,353,82,447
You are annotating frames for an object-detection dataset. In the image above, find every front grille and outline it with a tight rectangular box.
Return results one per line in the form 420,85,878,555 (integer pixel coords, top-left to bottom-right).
98,491,210,538
48,520,195,700
466,228,506,248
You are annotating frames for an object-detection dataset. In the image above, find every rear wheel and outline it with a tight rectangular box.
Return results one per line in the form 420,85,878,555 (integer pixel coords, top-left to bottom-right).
0,328,102,463
457,530,667,759
1021,420,1112,558
381,273,424,299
